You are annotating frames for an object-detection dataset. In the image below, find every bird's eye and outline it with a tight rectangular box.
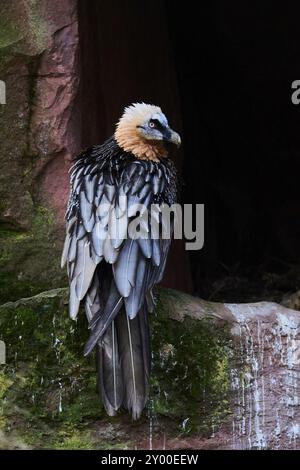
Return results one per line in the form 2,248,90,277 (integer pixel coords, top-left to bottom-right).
149,119,163,130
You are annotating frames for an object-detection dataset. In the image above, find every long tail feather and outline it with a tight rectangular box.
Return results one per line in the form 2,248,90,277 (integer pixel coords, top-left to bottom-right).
97,320,123,414
116,308,150,420
139,305,151,388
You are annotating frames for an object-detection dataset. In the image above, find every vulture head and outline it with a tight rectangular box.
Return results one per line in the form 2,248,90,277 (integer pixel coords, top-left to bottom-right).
115,102,181,161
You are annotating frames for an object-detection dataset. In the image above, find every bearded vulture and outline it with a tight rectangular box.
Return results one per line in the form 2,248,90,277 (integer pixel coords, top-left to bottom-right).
62,103,180,419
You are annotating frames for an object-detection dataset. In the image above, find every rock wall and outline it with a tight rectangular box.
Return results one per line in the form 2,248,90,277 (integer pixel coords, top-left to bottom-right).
0,0,79,302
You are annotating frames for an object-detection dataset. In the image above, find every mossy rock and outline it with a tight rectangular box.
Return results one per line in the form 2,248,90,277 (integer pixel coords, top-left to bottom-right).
0,0,49,56
0,207,67,304
151,290,231,434
0,288,104,449
0,287,232,449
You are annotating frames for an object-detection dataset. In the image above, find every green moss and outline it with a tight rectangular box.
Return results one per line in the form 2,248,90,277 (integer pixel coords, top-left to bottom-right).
0,371,12,401
0,207,67,304
25,0,48,53
53,430,95,450
0,289,103,448
0,6,24,50
0,370,12,430
0,0,48,54
52,429,130,450
150,292,232,435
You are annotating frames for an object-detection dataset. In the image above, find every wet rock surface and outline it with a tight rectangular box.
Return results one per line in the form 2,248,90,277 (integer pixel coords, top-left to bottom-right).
0,288,298,449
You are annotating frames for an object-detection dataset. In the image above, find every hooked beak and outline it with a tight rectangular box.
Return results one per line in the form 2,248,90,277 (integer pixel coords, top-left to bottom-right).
164,128,181,148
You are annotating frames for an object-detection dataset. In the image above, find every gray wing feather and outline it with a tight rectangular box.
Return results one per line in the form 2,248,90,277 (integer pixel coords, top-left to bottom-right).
91,222,106,257
84,174,98,203
137,237,152,259
61,231,70,268
69,277,80,320
79,191,93,231
61,216,77,268
103,236,119,264
109,205,128,249
84,280,123,356
68,233,77,263
152,239,161,267
124,256,148,319
113,238,139,297
74,240,97,300
85,275,102,322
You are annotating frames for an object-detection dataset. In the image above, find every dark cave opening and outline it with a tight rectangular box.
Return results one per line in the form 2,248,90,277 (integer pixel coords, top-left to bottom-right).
78,0,300,303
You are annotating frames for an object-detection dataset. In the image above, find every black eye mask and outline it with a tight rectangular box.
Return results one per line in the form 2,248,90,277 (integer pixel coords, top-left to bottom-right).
149,118,165,131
